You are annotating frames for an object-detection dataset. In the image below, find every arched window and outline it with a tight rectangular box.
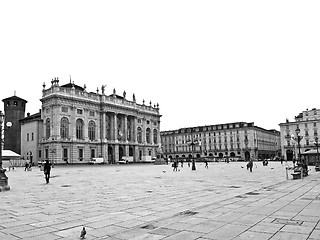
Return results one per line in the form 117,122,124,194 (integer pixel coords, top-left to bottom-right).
153,129,158,144
88,121,96,141
137,127,142,143
76,119,84,140
60,117,69,139
45,118,51,139
146,128,151,144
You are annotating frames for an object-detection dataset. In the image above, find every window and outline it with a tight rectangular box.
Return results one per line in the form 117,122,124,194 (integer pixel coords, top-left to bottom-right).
89,111,95,117
6,101,10,106
137,127,142,143
45,148,49,159
76,119,84,140
63,148,68,161
153,129,158,144
14,101,18,106
138,119,141,123
46,118,51,139
31,132,34,141
62,107,68,113
88,121,96,141
27,133,29,141
153,121,157,126
91,149,95,158
305,123,308,128
78,148,84,160
314,122,317,127
305,131,309,136
38,150,41,158
146,128,151,143
60,117,69,139
77,109,83,114
306,139,309,145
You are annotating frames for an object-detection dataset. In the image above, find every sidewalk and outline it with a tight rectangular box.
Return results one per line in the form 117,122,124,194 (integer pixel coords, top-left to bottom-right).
0,162,319,240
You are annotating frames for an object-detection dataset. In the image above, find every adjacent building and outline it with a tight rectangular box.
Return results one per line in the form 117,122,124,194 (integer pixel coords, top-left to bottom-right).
2,95,27,154
161,122,281,161
279,108,320,164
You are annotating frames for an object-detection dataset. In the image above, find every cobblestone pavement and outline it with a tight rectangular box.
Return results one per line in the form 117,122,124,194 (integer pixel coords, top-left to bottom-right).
1,161,320,240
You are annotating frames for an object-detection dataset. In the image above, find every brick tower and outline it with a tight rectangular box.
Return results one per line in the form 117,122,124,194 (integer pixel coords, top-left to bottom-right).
2,95,27,154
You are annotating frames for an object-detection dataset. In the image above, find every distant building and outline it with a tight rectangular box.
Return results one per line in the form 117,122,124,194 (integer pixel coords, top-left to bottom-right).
279,108,320,162
2,95,27,154
36,78,161,164
20,111,42,165
161,122,280,161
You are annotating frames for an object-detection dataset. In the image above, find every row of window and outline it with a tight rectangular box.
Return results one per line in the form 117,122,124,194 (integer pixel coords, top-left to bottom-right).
45,118,159,144
5,101,25,107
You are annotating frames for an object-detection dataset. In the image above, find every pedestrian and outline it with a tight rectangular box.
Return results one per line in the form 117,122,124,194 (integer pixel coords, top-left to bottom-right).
180,159,183,168
204,159,208,169
24,161,29,171
249,160,253,172
280,157,283,165
43,160,52,184
173,160,178,171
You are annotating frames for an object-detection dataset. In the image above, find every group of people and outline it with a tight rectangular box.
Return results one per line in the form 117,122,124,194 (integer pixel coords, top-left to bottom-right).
171,159,209,171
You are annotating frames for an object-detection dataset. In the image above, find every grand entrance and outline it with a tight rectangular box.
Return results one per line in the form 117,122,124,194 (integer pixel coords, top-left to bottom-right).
108,146,114,164
245,151,250,160
119,146,124,161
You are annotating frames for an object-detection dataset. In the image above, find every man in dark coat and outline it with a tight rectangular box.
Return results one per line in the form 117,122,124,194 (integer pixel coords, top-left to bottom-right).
43,160,51,184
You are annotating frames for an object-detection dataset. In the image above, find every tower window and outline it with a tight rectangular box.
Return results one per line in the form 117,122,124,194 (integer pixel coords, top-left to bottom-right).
14,101,18,106
6,101,10,106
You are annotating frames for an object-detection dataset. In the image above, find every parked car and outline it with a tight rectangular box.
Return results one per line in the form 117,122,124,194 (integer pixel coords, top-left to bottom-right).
119,156,134,164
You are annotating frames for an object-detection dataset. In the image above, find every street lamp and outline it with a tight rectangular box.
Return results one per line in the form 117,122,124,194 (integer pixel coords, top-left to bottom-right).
0,110,10,191
295,127,303,164
314,137,319,166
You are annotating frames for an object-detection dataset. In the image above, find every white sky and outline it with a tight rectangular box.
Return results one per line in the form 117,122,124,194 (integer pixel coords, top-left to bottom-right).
1,1,319,131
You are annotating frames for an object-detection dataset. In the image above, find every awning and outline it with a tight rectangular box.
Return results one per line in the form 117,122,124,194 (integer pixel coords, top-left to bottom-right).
1,150,20,158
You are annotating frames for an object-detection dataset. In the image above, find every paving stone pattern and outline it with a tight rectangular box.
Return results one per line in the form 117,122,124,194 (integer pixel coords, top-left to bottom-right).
1,161,320,239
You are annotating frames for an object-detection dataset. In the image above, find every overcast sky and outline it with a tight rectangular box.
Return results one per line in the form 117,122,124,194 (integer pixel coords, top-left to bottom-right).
1,1,319,131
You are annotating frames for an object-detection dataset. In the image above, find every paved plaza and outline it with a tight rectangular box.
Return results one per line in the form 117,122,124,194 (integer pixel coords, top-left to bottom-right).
1,161,320,240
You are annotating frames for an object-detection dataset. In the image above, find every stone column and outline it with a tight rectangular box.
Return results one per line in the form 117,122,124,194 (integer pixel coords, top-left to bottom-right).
114,144,119,163
113,113,117,142
101,112,106,140
133,117,137,144
124,115,127,142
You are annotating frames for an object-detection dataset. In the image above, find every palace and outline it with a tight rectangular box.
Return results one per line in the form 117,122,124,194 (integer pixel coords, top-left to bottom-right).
20,78,162,165
161,122,280,161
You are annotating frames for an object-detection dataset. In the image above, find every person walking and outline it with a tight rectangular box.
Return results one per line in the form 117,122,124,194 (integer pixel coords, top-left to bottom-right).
204,159,208,169
24,161,29,171
173,160,178,171
248,160,253,172
43,160,52,184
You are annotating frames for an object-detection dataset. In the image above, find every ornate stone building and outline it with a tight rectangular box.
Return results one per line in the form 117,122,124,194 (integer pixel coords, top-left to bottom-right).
161,122,280,161
39,78,161,164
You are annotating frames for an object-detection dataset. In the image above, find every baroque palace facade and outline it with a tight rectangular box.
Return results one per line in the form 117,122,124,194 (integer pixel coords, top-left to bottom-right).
161,122,281,161
33,78,161,164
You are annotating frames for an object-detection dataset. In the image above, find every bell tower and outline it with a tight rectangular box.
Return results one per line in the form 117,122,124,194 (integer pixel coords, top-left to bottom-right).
2,95,27,154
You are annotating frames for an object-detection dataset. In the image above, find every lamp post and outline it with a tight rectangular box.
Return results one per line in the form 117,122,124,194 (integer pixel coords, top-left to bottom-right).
295,127,303,164
0,110,10,191
314,137,319,166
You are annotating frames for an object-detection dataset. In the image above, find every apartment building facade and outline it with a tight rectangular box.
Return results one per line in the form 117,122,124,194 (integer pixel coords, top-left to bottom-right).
161,122,280,161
